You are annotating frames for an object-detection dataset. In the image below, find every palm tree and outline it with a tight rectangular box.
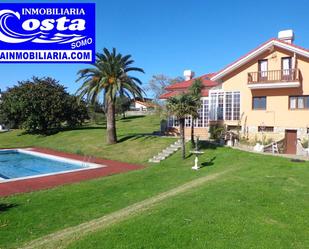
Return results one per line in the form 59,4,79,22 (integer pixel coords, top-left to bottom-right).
188,78,202,147
76,48,144,144
166,93,198,159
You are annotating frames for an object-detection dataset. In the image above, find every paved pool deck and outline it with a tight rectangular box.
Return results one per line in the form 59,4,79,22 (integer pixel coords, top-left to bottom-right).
0,147,143,197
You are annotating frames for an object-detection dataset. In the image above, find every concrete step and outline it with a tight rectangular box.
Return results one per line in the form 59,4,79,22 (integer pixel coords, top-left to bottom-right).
160,153,171,157
154,154,166,159
148,139,183,163
162,151,175,156
170,145,181,149
163,148,178,153
155,155,166,160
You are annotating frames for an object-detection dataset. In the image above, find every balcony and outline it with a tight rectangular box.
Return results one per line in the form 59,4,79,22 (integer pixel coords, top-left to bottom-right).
247,69,300,89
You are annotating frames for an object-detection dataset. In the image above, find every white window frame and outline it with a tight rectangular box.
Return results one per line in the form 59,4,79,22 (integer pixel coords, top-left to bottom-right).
209,90,241,121
167,97,210,128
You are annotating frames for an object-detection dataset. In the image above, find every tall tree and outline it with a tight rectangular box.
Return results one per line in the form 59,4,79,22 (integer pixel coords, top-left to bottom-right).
166,94,198,159
188,78,203,147
77,48,144,144
146,74,184,103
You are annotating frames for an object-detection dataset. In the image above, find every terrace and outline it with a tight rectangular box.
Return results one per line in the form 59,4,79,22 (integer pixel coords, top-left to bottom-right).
247,68,301,89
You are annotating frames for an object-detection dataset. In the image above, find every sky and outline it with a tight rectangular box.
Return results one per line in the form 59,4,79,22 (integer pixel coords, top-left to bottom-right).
0,0,309,98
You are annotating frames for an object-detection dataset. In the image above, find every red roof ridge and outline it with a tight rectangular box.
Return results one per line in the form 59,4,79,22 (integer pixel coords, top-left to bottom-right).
159,91,185,99
273,38,309,52
165,73,218,91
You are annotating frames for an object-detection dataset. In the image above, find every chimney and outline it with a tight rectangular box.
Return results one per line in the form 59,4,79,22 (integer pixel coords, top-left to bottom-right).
278,30,294,44
183,70,195,81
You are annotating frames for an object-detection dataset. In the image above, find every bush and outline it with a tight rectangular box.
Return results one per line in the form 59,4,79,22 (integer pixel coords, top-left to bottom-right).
209,123,225,140
0,77,88,133
115,96,131,118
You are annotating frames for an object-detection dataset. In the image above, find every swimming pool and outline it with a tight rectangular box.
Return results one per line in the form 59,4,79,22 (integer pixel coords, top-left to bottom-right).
0,149,103,181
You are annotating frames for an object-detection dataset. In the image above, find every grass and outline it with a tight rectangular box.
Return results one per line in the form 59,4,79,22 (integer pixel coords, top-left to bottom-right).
68,157,309,249
0,145,221,248
0,116,308,248
0,115,174,164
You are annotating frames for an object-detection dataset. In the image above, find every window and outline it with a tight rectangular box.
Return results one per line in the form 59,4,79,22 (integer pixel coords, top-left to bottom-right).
168,98,210,128
195,107,203,127
258,59,268,80
194,99,209,128
209,92,224,120
225,92,232,120
290,97,297,109
289,96,309,109
306,97,309,109
185,116,191,127
168,116,179,127
282,57,292,79
298,98,304,109
210,92,218,121
253,96,266,110
202,99,209,127
282,57,292,68
168,117,173,127
258,126,274,132
210,91,240,121
217,93,224,120
233,92,240,120
174,118,179,127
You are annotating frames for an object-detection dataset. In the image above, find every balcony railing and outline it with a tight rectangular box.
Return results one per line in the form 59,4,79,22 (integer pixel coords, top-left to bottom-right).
248,69,299,84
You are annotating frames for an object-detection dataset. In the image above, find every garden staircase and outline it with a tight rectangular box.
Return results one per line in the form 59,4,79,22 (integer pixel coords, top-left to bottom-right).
148,139,182,163
263,138,285,154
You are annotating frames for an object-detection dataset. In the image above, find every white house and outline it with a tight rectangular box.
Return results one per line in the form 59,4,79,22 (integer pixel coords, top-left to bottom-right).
131,99,156,111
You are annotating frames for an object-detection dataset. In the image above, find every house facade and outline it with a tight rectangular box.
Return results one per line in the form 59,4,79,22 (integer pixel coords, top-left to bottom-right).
160,30,309,154
130,98,156,111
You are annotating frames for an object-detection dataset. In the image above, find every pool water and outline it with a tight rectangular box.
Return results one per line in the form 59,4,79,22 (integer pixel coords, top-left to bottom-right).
0,150,86,180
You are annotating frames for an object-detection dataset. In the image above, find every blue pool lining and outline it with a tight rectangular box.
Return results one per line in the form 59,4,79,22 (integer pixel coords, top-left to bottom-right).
0,149,106,183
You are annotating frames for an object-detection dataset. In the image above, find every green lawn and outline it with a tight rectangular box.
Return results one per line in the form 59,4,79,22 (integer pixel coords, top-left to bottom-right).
68,150,309,249
0,116,308,249
0,115,174,164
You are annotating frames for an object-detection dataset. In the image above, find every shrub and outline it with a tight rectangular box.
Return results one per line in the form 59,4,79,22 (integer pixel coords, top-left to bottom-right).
0,77,88,133
115,96,131,118
209,123,225,140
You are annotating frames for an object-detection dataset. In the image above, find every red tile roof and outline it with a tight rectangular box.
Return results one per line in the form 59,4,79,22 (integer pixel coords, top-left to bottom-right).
159,88,210,99
159,91,184,99
165,73,217,91
273,38,309,52
159,73,217,99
